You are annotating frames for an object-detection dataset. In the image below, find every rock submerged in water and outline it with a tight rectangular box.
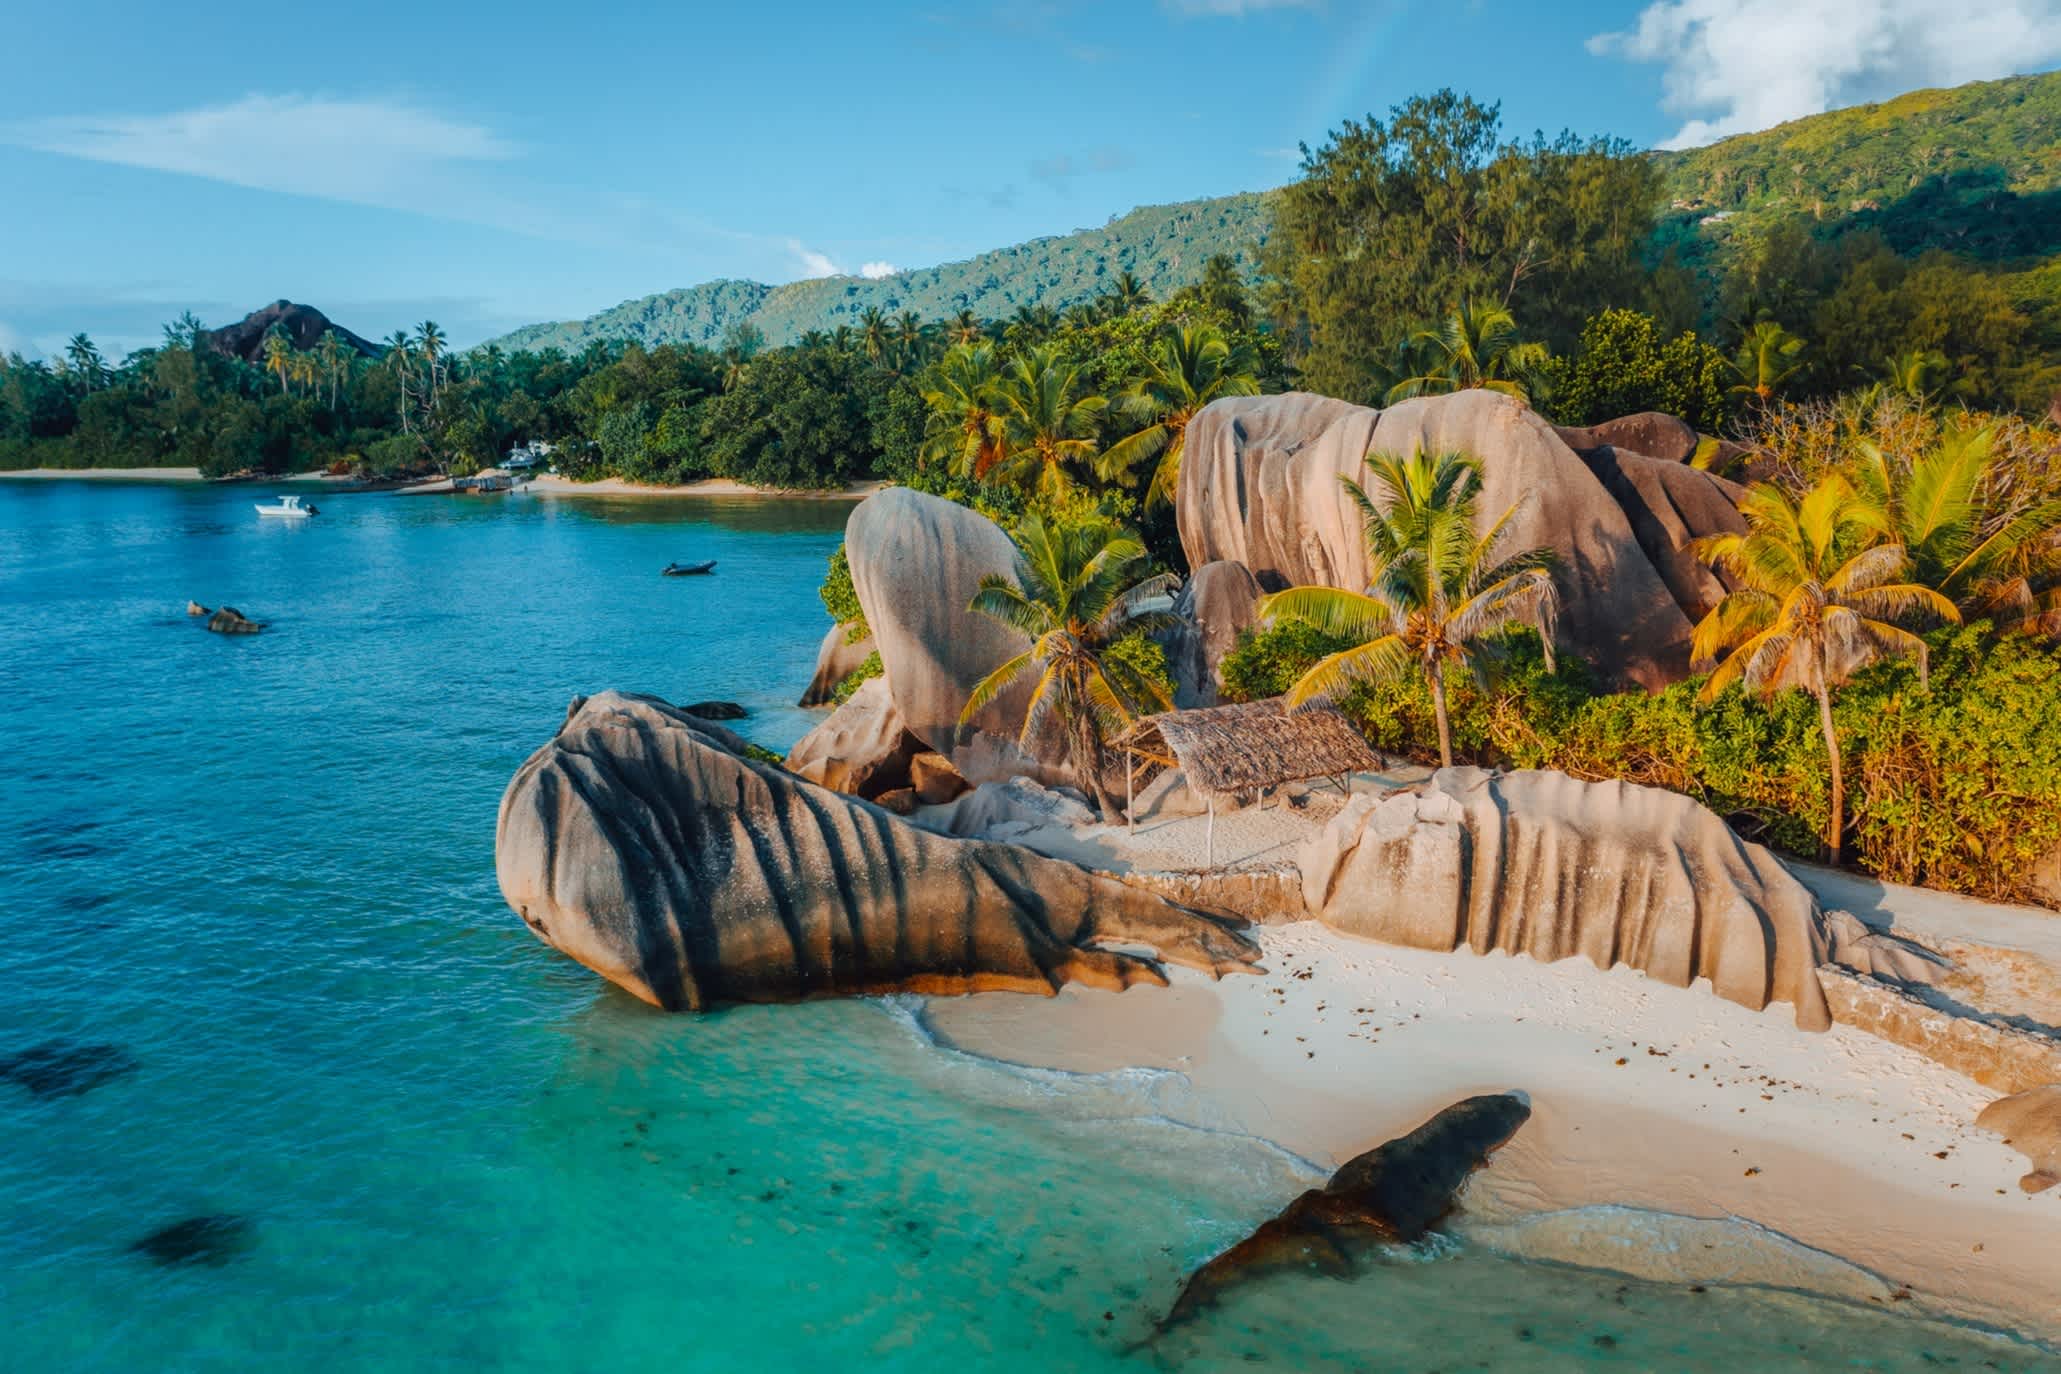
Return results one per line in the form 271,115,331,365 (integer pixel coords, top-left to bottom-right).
1300,768,1843,1029
129,1214,254,1268
681,701,748,721
496,691,1260,1011
0,1041,138,1099
204,606,265,635
1160,1093,1531,1331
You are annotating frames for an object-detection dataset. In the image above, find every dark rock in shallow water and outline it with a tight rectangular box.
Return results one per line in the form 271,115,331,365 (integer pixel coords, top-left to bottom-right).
682,701,748,721
129,1215,253,1267
0,1041,138,1098
205,607,265,635
1159,1093,1531,1331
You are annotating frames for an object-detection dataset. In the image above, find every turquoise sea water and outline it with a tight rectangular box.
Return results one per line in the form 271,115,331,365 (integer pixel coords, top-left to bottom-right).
1,479,2050,1372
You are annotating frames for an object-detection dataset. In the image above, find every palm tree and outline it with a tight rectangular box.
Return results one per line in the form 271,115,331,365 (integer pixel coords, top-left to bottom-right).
1108,270,1151,315
831,324,855,353
382,330,416,433
64,334,107,392
961,515,1178,817
415,321,447,408
1005,304,1058,347
857,307,890,363
1383,298,1548,405
1098,325,1261,508
1692,474,1959,865
987,347,1109,503
799,329,828,351
161,311,207,352
919,344,1007,478
1847,425,2061,635
289,351,319,398
949,309,984,347
1728,321,1807,404
1260,450,1559,769
1877,348,1947,403
893,310,924,369
261,328,292,396
316,330,347,409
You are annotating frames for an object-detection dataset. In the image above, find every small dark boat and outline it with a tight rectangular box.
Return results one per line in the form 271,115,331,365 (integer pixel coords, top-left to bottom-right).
662,560,717,577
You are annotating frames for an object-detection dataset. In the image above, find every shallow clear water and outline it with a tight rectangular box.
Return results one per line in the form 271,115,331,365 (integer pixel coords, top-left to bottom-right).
0,479,2049,1372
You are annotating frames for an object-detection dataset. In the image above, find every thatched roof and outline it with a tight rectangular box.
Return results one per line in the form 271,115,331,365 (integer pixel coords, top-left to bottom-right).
1115,698,1380,797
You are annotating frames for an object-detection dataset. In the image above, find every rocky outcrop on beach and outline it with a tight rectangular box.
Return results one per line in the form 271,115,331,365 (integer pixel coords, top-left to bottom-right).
838,488,1063,784
1159,559,1261,708
1554,411,1700,464
782,678,926,799
797,624,876,707
1177,392,1742,689
496,691,1259,1011
1976,1085,2061,1193
1159,1093,1530,1330
1299,768,1846,1029
204,607,265,635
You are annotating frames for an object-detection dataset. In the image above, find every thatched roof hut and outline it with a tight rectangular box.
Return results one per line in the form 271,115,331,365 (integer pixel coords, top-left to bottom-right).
1115,698,1380,798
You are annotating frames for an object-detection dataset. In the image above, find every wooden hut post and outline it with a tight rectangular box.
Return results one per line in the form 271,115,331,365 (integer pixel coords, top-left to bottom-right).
1126,754,1135,837
1206,794,1215,870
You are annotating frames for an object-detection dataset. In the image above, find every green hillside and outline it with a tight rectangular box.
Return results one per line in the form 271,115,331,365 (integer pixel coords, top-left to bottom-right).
487,194,1272,353
488,70,2061,356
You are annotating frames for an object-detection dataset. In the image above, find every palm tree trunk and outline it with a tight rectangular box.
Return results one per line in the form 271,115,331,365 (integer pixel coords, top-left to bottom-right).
1429,660,1454,769
1815,680,1845,867
1076,711,1122,820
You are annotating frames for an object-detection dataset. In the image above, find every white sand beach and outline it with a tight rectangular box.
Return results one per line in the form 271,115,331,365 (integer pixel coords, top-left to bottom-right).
0,466,203,481
527,474,883,500
925,918,2061,1340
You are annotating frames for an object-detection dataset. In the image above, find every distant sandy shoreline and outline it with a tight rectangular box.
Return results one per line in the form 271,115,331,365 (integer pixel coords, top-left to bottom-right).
526,475,883,500
0,468,885,501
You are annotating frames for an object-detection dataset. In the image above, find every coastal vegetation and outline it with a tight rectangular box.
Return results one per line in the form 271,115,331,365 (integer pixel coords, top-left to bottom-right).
1258,450,1560,768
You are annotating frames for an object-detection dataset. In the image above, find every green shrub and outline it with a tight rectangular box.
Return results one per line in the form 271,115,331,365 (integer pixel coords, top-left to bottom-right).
831,650,883,705
1218,616,2061,902
819,544,868,642
1105,630,1175,703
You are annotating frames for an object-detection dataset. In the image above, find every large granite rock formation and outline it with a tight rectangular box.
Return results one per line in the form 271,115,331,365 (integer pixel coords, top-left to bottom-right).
840,488,1057,784
1555,411,1700,464
797,624,876,707
1160,1094,1530,1331
1160,559,1262,708
496,692,1259,1010
1299,769,1842,1029
204,606,266,635
783,678,925,799
1577,445,1745,625
1177,391,1740,689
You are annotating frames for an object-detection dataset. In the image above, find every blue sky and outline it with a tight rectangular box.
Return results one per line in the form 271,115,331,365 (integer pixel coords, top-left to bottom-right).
4,0,2059,357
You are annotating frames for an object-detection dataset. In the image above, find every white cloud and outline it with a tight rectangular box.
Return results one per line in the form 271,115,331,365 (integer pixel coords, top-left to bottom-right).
3,93,517,201
1591,0,2061,148
787,240,843,278
1163,0,1315,15
859,261,899,279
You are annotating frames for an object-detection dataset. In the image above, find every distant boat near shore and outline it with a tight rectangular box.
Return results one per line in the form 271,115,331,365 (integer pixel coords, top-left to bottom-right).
255,495,317,519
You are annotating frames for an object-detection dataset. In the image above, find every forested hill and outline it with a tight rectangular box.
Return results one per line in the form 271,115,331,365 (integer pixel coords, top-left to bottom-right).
1653,70,2061,261
484,69,2059,357
483,194,1270,353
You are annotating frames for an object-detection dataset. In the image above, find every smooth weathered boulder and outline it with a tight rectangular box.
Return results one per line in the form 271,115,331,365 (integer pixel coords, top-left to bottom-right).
1300,769,1841,1029
496,692,1259,1010
1578,445,1746,626
909,751,970,806
798,624,876,707
1555,411,1700,464
1160,1094,1530,1331
783,677,925,799
1178,391,1709,690
932,776,1097,841
205,606,265,635
1160,559,1262,708
843,488,1058,784
1975,1085,2061,1193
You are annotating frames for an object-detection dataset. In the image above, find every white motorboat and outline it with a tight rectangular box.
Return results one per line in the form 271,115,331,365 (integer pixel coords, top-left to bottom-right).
255,495,318,519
